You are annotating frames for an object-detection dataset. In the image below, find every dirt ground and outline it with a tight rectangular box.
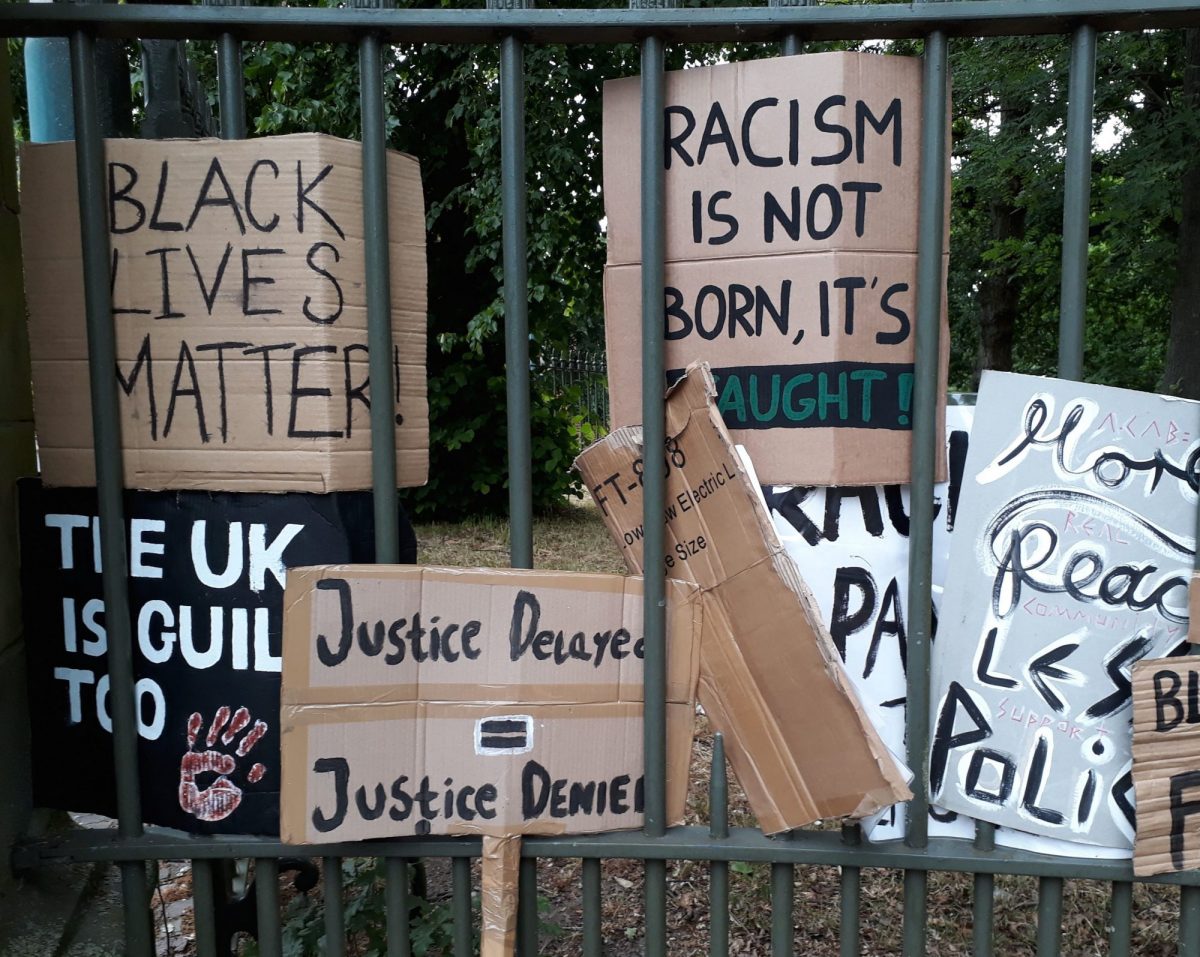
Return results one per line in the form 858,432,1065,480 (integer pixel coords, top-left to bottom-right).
148,712,1185,956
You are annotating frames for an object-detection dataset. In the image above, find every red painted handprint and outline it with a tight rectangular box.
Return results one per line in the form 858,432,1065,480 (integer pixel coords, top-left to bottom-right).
179,706,268,822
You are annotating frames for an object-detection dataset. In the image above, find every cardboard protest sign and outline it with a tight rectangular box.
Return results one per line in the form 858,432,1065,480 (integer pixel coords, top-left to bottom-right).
603,53,949,486
574,363,911,834
19,133,428,492
18,480,412,834
930,372,1197,848
1132,656,1200,876
761,403,973,841
278,566,702,843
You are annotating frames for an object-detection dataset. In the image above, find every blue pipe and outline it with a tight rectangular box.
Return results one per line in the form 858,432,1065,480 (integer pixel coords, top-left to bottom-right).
24,35,74,141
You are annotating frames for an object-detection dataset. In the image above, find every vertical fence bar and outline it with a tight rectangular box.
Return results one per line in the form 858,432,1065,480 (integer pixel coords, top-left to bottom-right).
636,20,669,957
497,18,533,568
359,27,399,564
972,823,995,957
215,31,246,139
709,734,730,957
192,859,219,957
1054,30,1097,952
386,857,411,957
905,24,948,853
902,24,948,957
902,870,928,957
582,858,603,957
202,0,247,138
1183,886,1200,957
68,29,153,957
518,856,538,956
452,856,472,957
1107,880,1132,957
255,858,283,957
768,0,805,57
1058,24,1097,381
1036,877,1063,957
771,841,794,957
325,857,346,957
840,824,861,957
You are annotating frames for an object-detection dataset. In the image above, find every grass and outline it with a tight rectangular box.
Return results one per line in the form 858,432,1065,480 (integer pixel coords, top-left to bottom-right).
414,501,627,575
404,503,1187,957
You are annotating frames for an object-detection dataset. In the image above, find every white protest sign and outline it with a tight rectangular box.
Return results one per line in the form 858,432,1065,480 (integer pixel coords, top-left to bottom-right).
929,371,1197,848
758,407,971,842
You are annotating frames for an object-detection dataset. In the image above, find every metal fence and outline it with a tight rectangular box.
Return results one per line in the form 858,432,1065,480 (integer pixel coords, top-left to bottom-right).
534,348,610,443
4,2,1200,956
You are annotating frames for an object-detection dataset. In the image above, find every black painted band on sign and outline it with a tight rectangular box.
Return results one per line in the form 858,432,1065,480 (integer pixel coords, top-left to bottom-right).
666,361,915,431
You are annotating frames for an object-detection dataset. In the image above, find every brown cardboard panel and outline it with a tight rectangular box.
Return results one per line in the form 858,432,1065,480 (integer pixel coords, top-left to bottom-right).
604,252,948,487
279,565,702,843
1133,656,1200,876
20,134,428,491
602,54,949,487
573,364,911,833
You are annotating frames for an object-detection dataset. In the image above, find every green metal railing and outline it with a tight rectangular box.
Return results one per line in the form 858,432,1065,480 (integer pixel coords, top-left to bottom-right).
4,2,1200,956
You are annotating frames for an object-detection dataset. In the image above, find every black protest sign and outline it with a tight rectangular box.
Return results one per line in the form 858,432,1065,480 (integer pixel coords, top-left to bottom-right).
19,480,415,834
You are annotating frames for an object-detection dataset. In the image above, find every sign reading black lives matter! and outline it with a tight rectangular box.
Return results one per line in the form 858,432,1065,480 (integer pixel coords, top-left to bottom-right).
929,372,1198,848
19,480,415,834
19,133,429,493
279,566,702,843
603,53,950,487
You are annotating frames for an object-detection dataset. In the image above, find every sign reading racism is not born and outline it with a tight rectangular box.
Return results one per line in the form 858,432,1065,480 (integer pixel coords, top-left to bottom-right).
929,372,1197,849
603,53,950,486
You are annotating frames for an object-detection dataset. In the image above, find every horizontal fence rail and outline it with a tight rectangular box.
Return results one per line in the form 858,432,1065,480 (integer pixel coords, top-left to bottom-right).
4,2,1200,956
16,827,1200,886
3,0,1200,42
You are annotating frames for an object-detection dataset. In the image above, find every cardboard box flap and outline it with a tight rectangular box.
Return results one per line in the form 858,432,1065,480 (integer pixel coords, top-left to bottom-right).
282,565,701,707
575,362,911,833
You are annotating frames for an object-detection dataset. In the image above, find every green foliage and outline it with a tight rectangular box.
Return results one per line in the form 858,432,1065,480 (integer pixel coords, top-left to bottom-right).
947,30,1196,391
235,858,561,956
237,859,460,957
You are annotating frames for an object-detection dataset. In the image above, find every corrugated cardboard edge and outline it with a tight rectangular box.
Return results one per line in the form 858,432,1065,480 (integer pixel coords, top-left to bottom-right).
481,834,521,957
679,370,912,829
574,363,912,833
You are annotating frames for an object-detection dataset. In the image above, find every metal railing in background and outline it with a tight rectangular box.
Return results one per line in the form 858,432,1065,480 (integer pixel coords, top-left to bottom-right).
534,348,610,443
4,2,1200,956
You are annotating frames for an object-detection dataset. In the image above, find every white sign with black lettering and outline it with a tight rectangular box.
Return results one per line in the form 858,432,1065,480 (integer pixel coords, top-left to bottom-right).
928,372,1196,848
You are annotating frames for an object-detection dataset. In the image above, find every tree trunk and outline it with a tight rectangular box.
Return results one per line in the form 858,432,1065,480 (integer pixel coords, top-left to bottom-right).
974,84,1028,387
975,189,1025,384
1160,28,1200,398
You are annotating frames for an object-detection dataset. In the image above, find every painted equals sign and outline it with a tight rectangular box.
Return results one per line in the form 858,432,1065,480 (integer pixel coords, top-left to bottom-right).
475,715,533,755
